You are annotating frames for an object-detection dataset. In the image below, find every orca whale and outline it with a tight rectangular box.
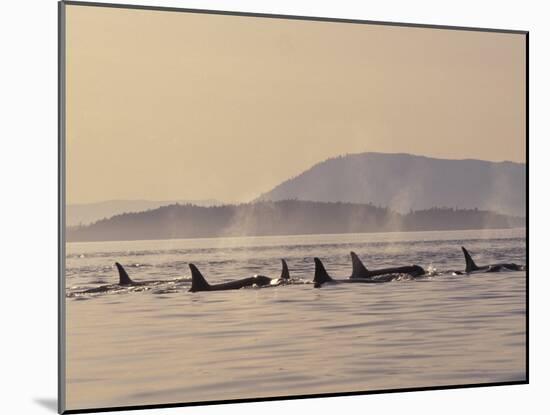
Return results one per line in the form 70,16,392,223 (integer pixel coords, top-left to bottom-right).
461,246,524,273
350,251,425,278
280,258,291,281
188,259,290,292
115,262,148,286
69,262,160,295
313,257,393,288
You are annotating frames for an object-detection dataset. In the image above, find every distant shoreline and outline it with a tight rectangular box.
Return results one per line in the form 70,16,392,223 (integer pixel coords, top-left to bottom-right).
66,199,525,243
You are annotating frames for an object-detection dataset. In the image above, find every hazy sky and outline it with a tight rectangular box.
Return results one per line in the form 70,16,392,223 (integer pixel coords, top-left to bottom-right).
65,5,526,204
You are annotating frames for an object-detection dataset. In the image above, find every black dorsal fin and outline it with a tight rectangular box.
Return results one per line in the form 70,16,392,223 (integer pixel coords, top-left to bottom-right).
350,251,370,278
280,259,290,280
314,258,333,286
115,262,134,285
189,264,211,292
461,246,479,272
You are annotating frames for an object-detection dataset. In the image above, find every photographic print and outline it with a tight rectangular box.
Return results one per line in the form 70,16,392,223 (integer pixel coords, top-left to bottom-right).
60,1,527,413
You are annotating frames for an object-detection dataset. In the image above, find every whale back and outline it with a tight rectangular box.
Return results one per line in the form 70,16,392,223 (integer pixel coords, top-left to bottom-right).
189,263,211,292
461,246,479,273
314,257,333,287
280,259,290,280
115,262,134,285
350,251,370,279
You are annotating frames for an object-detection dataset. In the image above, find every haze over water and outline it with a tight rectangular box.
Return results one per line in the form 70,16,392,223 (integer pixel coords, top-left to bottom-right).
65,228,526,410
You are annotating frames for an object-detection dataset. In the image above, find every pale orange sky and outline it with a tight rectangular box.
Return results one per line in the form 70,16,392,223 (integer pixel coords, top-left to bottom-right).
65,4,526,204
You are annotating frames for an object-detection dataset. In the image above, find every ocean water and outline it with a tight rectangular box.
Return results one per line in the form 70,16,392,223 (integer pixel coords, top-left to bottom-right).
64,228,526,410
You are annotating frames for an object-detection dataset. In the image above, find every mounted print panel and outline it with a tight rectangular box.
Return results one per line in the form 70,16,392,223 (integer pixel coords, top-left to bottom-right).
59,1,527,413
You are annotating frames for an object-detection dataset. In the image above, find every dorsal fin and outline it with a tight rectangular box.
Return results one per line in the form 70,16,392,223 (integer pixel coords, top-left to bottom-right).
350,251,370,278
189,264,211,292
115,262,134,285
280,259,290,280
314,257,333,286
461,246,479,272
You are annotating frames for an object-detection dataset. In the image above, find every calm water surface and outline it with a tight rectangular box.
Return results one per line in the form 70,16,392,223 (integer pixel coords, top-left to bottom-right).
65,229,526,410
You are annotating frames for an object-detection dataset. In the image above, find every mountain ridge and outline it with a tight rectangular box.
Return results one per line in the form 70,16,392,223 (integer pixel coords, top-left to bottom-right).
257,152,525,216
